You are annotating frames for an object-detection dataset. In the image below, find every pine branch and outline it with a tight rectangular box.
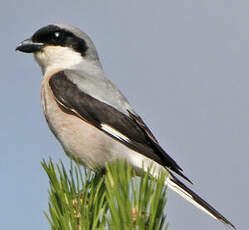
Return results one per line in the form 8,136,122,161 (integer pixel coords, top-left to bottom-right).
42,159,169,230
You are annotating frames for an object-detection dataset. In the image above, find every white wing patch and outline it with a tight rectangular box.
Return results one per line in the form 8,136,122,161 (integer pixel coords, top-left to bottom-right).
101,123,130,142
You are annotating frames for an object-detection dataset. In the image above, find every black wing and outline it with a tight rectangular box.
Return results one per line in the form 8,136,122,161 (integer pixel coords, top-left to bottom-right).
49,71,192,183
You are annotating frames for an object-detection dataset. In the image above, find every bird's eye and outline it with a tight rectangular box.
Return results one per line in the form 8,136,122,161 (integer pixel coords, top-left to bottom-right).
52,31,63,42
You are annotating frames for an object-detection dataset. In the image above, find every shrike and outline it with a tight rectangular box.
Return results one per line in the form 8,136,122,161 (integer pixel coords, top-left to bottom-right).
16,24,234,229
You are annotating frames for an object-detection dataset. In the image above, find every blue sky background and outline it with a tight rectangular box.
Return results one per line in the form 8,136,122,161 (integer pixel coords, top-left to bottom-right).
1,1,248,229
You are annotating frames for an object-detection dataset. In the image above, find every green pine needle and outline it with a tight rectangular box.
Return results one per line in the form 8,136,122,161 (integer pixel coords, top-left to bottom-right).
42,159,169,230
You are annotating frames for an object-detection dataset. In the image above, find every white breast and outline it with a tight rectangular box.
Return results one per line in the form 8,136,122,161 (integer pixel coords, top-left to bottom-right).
40,72,145,170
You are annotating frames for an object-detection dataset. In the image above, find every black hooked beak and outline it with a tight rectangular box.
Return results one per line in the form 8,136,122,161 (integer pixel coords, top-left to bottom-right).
16,39,44,53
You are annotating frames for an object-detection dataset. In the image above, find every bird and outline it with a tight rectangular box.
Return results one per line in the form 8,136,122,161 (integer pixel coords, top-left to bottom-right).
16,24,235,229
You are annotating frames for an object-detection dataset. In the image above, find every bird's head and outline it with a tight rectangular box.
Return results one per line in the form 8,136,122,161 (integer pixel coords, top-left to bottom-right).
16,24,102,74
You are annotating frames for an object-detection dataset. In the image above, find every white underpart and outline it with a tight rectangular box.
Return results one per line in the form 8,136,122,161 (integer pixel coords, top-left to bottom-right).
101,124,130,142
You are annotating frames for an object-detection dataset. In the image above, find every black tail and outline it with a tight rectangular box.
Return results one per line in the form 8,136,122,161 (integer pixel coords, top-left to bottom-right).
167,174,235,229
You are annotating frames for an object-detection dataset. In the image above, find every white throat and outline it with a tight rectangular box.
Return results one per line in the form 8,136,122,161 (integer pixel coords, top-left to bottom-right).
34,46,102,76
